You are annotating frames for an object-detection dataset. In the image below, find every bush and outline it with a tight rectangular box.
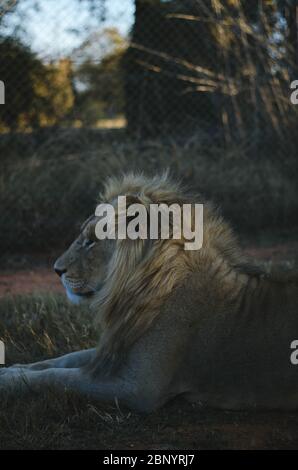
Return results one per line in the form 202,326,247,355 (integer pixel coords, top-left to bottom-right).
1,128,298,254
0,38,74,131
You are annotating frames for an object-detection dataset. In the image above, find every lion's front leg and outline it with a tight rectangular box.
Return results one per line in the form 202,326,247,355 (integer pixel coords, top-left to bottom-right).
0,366,138,408
9,348,97,371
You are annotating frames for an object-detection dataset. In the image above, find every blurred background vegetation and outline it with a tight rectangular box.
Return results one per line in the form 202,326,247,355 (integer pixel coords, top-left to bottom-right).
0,0,298,254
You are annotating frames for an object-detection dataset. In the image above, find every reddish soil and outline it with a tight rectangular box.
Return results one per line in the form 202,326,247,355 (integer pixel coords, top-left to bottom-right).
244,242,298,263
0,242,297,298
0,267,64,297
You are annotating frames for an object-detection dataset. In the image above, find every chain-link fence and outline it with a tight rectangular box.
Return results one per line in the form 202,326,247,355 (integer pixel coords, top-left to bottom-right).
1,0,298,255
1,1,297,139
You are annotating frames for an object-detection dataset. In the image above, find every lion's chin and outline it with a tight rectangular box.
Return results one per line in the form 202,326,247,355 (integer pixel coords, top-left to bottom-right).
65,288,95,305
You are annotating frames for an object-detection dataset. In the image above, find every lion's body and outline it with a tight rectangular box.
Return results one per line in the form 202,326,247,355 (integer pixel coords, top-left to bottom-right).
99,260,298,411
1,173,298,412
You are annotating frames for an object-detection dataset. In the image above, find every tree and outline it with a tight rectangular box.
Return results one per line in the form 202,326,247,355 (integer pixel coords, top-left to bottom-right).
123,0,296,139
123,0,230,135
0,37,74,130
73,28,127,125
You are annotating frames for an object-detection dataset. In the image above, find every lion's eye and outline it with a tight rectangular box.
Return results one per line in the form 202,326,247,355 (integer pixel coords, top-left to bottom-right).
83,239,96,249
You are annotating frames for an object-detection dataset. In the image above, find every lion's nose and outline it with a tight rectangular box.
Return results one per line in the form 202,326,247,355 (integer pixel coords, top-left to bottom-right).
54,262,67,277
54,267,67,277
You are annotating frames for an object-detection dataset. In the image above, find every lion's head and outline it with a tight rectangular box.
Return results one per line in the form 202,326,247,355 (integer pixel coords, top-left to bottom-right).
54,215,112,305
54,172,193,305
54,173,245,374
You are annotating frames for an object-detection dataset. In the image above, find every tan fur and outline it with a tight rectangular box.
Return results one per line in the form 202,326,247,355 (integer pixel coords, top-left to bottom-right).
89,173,248,374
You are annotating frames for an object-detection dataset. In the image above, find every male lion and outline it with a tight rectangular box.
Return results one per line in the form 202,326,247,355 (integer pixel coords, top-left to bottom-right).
1,173,298,412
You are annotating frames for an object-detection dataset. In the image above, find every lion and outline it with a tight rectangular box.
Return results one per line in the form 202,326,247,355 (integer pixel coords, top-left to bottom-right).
1,173,298,412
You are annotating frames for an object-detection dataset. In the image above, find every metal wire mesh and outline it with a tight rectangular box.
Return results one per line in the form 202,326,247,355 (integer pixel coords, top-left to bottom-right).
0,1,297,142
1,1,298,255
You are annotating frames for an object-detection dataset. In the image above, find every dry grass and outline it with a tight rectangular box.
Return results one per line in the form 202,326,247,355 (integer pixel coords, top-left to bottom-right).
1,128,298,256
1,289,298,450
0,294,96,364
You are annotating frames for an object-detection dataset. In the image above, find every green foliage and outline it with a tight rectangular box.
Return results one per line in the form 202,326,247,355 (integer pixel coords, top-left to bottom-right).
74,28,127,125
0,38,74,130
0,37,43,129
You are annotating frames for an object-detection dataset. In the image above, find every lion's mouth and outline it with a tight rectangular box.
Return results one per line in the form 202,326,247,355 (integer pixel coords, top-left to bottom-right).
61,275,101,304
75,291,95,298
64,286,98,305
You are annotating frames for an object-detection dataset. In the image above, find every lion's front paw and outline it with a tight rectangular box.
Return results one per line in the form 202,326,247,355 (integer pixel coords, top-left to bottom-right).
0,367,14,392
0,367,29,395
0,366,24,382
0,367,9,376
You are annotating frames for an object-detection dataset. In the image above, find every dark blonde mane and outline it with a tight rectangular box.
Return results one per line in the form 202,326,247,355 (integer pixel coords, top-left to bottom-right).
89,173,246,375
